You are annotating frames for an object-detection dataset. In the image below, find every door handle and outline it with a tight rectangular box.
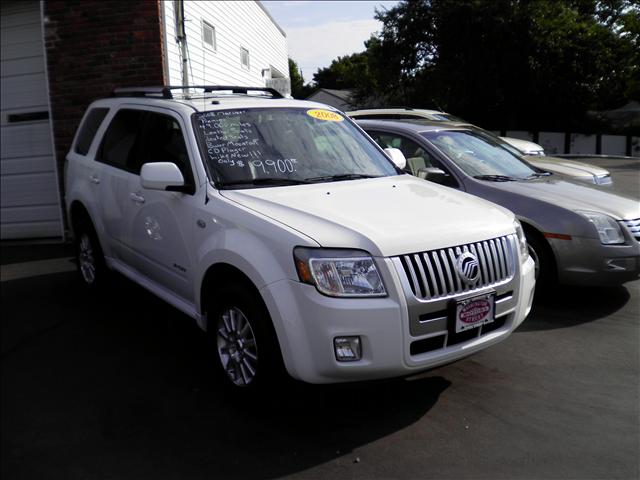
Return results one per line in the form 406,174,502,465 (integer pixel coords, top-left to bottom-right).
89,175,100,185
129,192,145,204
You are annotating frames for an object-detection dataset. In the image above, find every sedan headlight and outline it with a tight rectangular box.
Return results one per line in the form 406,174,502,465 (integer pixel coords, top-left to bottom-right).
514,219,529,261
294,247,387,297
577,211,625,245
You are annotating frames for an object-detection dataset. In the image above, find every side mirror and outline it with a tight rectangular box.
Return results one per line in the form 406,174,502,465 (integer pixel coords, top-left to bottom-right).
384,148,407,170
419,167,448,184
140,162,185,191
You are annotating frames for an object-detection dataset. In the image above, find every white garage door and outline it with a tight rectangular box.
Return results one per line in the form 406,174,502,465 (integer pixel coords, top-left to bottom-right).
1,1,63,240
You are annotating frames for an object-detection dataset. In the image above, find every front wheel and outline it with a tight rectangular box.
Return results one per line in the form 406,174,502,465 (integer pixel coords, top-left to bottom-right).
207,284,284,390
525,232,555,288
216,305,259,387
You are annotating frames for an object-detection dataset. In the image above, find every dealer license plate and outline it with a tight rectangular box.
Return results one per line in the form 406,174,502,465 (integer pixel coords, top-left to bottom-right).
455,293,495,333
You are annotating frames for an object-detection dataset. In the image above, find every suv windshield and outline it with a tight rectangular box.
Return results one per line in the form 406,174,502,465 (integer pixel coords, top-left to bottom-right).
423,130,538,180
193,108,398,188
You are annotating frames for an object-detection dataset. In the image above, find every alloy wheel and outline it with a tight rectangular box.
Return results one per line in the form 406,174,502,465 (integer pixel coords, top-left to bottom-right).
79,233,96,284
216,307,259,386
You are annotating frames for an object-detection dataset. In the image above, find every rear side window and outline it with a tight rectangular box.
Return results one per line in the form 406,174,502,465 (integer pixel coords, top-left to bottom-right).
97,109,145,170
75,108,109,155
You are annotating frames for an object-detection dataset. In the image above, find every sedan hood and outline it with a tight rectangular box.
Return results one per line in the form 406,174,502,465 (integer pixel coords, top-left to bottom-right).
221,175,515,257
526,156,610,179
485,176,639,220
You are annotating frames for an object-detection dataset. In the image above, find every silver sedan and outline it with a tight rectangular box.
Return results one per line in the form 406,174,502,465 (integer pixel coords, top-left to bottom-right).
357,119,640,287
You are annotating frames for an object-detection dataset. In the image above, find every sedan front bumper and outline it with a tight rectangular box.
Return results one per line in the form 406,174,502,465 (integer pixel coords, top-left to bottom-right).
551,236,640,286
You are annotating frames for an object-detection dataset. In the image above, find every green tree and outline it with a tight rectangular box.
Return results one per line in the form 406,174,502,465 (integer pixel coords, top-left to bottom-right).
361,0,638,131
288,57,313,98
313,53,374,90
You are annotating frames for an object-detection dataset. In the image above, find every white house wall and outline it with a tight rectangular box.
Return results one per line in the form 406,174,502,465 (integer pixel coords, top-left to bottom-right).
162,1,288,88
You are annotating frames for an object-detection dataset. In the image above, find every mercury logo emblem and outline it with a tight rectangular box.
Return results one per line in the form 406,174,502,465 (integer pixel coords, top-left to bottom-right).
456,252,480,284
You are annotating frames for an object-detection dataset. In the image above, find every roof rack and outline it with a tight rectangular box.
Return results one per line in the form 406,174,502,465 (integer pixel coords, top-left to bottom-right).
112,85,284,99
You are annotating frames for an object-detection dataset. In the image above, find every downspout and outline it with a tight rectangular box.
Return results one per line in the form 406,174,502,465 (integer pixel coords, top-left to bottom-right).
174,0,188,87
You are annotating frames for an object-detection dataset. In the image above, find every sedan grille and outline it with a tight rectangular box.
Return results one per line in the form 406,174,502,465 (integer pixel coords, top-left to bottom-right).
623,218,640,242
395,235,516,300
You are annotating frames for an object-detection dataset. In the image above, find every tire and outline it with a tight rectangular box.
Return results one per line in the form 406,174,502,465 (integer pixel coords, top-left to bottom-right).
74,218,107,290
206,283,284,391
525,231,555,289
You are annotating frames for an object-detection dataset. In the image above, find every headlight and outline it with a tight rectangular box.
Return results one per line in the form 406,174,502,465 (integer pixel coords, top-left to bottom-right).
293,247,387,297
513,219,529,261
577,211,625,245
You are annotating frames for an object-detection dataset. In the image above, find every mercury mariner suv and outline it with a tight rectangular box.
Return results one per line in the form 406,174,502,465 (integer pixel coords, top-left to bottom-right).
65,86,536,389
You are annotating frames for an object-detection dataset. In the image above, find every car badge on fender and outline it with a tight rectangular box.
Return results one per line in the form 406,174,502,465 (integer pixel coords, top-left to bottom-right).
456,252,480,284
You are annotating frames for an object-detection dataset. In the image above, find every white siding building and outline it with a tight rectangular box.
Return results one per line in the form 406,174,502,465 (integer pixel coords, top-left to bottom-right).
163,1,289,94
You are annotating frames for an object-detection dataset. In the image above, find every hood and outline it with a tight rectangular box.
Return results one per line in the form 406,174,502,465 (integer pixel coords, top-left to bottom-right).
221,175,515,257
483,176,639,220
526,156,609,178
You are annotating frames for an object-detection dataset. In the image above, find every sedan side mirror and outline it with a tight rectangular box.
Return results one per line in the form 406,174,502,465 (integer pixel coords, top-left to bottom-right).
419,167,448,184
140,162,185,191
384,148,407,170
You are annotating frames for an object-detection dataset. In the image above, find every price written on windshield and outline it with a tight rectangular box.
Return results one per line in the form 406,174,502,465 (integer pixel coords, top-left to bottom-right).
251,159,297,174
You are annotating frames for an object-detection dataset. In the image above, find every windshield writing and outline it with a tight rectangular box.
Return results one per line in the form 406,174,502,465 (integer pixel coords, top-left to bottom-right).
194,108,397,188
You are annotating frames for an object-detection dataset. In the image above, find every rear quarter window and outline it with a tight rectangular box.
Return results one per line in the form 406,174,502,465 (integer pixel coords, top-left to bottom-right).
74,108,109,155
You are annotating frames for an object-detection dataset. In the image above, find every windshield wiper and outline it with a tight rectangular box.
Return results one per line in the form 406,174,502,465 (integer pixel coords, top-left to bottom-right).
473,174,519,182
304,173,382,183
220,178,311,188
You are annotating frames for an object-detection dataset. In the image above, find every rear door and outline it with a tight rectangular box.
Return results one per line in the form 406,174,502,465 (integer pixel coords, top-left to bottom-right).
94,108,146,260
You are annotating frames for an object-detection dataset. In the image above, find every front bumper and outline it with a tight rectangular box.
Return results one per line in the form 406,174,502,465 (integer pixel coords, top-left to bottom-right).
260,255,536,384
550,236,640,286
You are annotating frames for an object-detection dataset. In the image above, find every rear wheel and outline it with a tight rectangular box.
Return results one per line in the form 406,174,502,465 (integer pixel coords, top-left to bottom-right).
74,219,107,289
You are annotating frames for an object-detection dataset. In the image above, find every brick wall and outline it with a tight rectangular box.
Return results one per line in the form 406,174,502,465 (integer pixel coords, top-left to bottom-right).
43,0,166,201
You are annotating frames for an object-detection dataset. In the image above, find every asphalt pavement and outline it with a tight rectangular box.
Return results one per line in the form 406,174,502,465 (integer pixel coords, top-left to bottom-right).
1,158,639,480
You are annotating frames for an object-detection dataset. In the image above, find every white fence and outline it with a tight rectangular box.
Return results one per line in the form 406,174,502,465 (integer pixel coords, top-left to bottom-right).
500,131,639,157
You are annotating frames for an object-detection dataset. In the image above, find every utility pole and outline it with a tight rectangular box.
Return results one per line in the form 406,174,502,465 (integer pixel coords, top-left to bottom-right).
174,0,188,87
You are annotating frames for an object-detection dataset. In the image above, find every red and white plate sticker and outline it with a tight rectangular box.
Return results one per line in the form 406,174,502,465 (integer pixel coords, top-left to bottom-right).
455,295,495,333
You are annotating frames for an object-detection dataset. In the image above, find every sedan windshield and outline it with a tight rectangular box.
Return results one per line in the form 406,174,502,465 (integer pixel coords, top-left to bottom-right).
193,108,398,188
423,130,538,180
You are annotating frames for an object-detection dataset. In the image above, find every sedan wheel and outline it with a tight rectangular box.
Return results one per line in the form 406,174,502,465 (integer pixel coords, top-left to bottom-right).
528,244,540,280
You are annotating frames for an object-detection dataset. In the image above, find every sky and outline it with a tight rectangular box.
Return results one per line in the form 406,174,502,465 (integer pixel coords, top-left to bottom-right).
263,1,399,82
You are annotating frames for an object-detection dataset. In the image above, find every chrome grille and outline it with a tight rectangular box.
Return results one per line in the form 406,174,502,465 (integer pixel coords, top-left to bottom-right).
623,218,640,242
395,235,516,300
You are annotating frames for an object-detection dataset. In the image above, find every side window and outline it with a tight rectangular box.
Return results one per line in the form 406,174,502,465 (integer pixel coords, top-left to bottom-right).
129,112,195,191
366,130,459,187
75,108,109,155
97,109,145,169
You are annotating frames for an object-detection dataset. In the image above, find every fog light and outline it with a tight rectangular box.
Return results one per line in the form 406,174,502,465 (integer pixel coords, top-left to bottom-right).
334,336,362,362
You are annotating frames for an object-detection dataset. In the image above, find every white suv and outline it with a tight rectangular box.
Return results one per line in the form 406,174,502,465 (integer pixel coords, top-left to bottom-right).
65,86,536,389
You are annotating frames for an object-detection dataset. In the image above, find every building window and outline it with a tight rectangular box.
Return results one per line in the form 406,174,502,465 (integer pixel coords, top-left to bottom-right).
202,21,216,51
240,47,250,69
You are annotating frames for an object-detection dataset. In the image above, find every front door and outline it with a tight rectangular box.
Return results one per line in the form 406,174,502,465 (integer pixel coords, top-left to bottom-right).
121,110,198,302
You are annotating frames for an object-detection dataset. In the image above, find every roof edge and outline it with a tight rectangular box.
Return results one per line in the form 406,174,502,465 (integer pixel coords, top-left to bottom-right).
256,1,287,38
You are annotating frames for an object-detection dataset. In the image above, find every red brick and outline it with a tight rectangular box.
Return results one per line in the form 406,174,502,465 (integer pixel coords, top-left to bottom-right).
44,0,165,191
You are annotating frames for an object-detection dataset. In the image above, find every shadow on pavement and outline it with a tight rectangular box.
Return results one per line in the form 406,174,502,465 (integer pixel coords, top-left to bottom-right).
2,271,450,480
516,283,632,332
